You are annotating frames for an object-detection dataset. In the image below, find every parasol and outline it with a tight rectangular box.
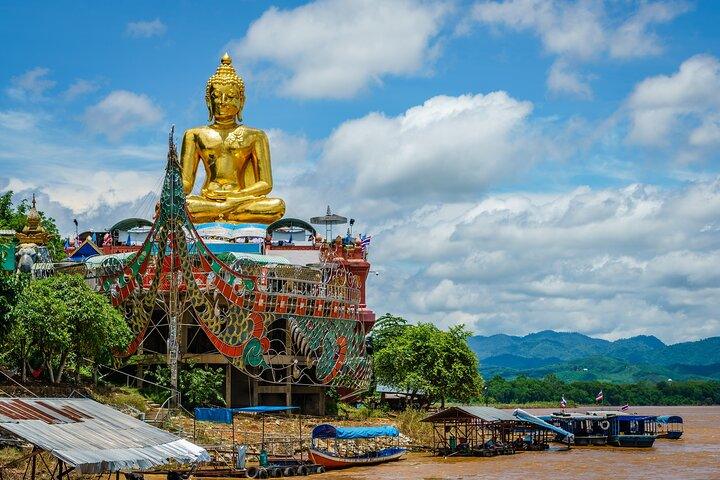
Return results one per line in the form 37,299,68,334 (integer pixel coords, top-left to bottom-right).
310,206,347,240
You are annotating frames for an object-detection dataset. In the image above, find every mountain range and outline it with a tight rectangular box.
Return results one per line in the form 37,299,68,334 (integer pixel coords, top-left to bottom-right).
469,330,720,383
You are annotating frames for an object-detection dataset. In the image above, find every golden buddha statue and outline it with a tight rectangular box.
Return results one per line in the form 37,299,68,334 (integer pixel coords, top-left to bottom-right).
181,53,285,224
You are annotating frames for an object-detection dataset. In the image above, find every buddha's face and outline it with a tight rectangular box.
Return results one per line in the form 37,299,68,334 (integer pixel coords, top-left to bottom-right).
209,83,244,121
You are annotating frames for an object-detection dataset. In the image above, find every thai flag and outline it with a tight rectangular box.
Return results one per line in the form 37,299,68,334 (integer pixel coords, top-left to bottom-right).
360,234,372,251
560,396,567,408
596,390,604,402
621,403,629,411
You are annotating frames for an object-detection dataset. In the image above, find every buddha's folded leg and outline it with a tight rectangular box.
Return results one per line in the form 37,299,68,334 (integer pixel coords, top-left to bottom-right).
186,194,285,223
225,197,286,224
186,194,230,223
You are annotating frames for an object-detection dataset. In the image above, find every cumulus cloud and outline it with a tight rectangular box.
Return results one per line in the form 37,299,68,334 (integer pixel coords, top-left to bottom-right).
229,0,449,98
5,67,56,101
472,0,688,97
626,54,720,152
83,90,163,141
363,180,720,343
125,19,167,38
320,91,536,199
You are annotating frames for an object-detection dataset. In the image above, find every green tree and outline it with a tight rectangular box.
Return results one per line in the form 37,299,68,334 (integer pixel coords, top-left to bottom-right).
374,321,483,408
10,274,131,383
370,313,408,352
148,363,226,408
0,273,26,341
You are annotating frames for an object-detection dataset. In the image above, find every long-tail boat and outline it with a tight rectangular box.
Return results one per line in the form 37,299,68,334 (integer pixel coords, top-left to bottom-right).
308,424,406,469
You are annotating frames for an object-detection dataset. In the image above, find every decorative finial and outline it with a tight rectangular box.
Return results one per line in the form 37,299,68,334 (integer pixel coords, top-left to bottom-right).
221,52,232,65
32,193,36,209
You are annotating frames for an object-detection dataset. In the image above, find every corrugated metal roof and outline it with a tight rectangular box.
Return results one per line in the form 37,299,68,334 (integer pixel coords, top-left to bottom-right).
0,398,209,473
422,406,517,422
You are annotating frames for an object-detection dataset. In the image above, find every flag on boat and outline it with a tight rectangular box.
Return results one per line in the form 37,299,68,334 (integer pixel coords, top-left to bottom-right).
360,234,372,251
621,403,629,411
560,396,567,408
595,390,604,402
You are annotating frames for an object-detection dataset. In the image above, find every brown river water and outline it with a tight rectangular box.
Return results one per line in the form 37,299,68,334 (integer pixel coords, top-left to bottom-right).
322,406,720,480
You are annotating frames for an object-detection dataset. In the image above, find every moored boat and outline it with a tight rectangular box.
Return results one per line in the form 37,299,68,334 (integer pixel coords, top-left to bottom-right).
308,424,406,470
588,411,657,447
541,413,610,446
656,415,684,439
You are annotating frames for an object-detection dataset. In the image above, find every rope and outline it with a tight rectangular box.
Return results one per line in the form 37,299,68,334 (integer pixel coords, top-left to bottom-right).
0,369,37,397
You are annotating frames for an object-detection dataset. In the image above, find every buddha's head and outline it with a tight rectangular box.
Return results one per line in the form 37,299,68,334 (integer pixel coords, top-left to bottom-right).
205,53,245,123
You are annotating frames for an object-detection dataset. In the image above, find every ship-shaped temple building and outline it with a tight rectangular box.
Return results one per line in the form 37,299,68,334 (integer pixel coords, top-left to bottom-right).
59,54,376,414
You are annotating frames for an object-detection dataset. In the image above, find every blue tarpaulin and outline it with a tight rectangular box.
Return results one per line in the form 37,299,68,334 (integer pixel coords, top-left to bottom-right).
311,424,399,440
195,406,299,424
194,408,234,424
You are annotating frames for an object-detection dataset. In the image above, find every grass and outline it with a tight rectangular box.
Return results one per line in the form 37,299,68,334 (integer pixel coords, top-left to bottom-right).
395,409,433,447
93,386,150,413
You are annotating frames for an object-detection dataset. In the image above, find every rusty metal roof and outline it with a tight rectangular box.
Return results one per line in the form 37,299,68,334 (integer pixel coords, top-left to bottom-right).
0,398,209,473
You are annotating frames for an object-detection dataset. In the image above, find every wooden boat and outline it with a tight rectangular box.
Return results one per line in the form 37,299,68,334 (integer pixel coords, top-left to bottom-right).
308,424,406,470
655,415,683,439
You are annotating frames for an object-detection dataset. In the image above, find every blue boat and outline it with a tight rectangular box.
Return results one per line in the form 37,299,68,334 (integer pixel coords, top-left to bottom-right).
656,415,684,439
588,411,657,447
540,413,609,446
309,424,406,470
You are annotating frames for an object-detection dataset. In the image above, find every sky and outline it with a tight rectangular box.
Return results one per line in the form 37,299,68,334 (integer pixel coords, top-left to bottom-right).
1,0,720,343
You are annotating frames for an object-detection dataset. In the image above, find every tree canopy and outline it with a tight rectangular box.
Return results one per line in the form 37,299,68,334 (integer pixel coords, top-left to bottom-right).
8,274,132,383
373,317,483,407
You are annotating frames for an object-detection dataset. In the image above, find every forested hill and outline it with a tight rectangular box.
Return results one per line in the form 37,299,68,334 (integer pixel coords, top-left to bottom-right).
469,330,720,383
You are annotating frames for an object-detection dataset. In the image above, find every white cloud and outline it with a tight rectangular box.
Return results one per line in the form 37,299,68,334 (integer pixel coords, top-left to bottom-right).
472,0,688,96
5,67,56,100
83,90,163,141
0,105,164,219
320,91,536,200
0,110,43,131
266,129,314,186
609,1,688,59
63,79,100,101
360,179,720,343
547,60,593,99
626,54,720,150
125,19,167,38
229,0,449,98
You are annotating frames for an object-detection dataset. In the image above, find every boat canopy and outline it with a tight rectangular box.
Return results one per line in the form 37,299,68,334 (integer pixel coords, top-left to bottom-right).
311,424,399,440
513,409,574,443
656,415,683,424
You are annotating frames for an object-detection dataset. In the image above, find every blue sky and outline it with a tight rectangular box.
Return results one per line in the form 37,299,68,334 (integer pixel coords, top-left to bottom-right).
2,0,720,342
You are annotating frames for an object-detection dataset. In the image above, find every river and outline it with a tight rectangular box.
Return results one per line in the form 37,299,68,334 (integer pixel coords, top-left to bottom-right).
322,406,720,479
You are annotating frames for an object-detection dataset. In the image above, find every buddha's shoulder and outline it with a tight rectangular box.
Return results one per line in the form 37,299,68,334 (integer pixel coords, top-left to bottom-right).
235,125,268,139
